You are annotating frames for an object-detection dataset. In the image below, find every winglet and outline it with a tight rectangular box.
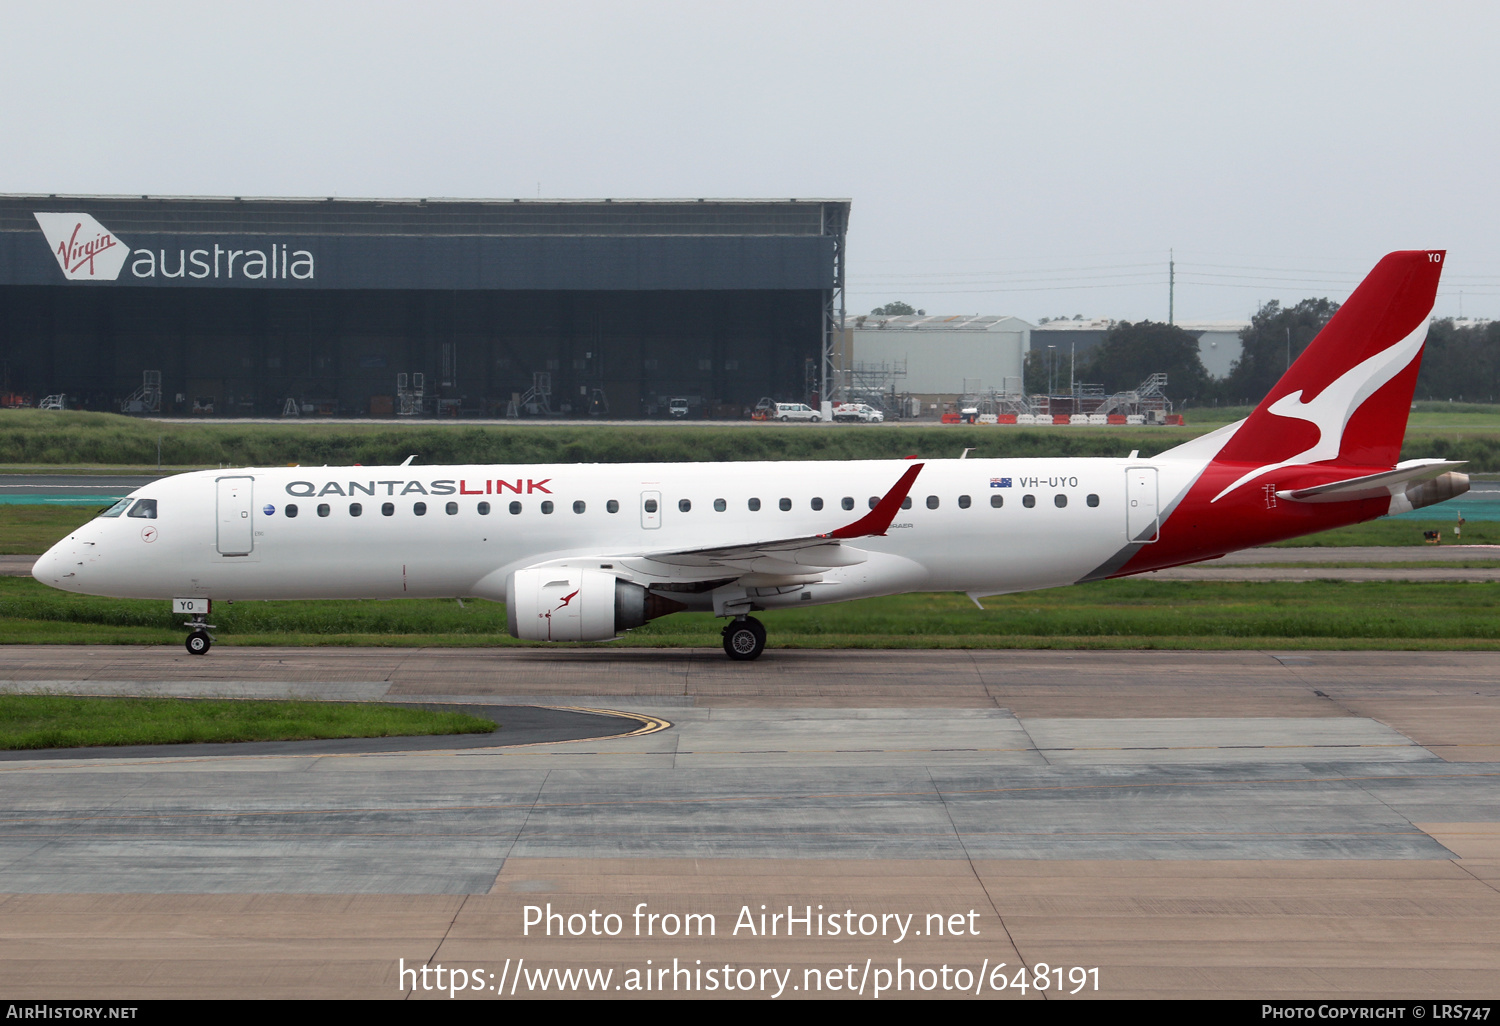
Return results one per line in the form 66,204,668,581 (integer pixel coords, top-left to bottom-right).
823,463,924,539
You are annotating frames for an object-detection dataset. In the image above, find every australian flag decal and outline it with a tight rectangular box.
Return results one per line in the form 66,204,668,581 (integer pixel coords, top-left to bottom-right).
990,477,1011,488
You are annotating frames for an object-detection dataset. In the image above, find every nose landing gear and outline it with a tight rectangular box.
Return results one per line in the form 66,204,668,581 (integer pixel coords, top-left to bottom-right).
183,613,215,656
172,599,215,656
721,616,766,661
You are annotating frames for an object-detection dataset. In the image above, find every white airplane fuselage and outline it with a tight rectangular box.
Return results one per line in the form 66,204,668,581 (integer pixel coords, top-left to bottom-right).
33,456,1200,608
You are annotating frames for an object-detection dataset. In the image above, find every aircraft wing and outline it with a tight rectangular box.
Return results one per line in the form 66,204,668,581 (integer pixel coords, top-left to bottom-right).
626,462,924,577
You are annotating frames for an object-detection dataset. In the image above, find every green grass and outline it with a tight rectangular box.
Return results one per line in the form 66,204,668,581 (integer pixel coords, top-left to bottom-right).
4,576,1500,649
1239,560,1500,569
0,694,496,750
10,406,1500,467
1268,518,1500,547
0,409,1185,466
0,505,100,554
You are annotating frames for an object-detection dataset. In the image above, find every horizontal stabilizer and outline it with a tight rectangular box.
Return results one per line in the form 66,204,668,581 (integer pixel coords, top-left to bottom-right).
1276,460,1467,504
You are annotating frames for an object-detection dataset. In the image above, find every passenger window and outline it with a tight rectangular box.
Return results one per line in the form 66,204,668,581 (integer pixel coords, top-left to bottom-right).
100,498,131,518
926,495,939,509
573,500,586,514
958,495,971,509
1087,494,1100,507
127,499,157,519
1054,494,1068,508
478,501,491,515
868,496,879,509
1022,494,1036,508
317,504,330,517
509,501,522,515
749,498,761,511
446,501,459,515
606,499,619,513
779,497,791,511
679,499,691,512
286,504,299,518
811,497,824,511
714,498,726,512
414,502,427,516
644,498,658,513
841,497,854,511
350,503,363,517
382,502,394,516
541,501,554,514
990,494,1003,509
901,497,912,510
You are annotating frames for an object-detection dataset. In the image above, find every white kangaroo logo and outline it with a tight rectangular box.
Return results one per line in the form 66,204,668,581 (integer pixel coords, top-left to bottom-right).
1212,319,1429,503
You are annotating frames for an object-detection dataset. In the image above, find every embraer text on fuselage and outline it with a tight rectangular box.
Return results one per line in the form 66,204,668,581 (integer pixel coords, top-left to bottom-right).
284,478,554,498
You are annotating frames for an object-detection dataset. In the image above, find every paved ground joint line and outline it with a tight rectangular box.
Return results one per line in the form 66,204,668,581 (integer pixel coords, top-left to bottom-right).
499,769,552,865
1452,859,1500,897
405,893,470,1001
924,765,1031,997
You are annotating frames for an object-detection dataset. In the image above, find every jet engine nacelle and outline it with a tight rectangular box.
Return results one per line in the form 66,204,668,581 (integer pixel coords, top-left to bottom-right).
505,567,654,642
1406,471,1469,511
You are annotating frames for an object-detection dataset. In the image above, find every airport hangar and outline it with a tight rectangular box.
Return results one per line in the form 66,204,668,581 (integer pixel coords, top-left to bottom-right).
0,196,848,418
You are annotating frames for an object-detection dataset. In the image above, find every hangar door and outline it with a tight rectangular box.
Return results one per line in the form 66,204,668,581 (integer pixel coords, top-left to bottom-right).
217,476,255,556
1126,468,1159,544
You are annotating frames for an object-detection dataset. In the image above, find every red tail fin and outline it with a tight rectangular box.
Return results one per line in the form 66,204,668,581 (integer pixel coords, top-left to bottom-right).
1216,250,1444,478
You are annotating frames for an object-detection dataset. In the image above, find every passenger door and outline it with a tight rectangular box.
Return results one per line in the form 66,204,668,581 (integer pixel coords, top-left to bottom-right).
217,476,255,555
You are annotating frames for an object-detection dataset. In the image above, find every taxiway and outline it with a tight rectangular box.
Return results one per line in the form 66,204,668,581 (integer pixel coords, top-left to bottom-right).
0,647,1497,998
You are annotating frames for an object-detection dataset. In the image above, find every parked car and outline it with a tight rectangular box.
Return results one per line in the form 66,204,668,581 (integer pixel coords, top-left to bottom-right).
774,402,820,422
832,402,884,423
667,398,690,418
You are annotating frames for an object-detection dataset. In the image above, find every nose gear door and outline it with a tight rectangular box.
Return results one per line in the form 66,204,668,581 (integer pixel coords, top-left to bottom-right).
217,476,254,555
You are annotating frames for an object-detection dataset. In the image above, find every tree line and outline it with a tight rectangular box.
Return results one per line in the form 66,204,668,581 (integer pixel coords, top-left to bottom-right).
1020,298,1497,407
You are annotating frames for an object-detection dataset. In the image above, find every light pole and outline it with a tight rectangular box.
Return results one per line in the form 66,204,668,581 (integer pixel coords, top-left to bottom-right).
1047,345,1056,396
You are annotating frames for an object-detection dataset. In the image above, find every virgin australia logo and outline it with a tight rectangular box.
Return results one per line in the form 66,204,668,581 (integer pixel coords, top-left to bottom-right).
33,213,130,281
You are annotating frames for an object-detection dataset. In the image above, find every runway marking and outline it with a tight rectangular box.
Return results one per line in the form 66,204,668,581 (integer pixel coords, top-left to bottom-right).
0,770,1496,827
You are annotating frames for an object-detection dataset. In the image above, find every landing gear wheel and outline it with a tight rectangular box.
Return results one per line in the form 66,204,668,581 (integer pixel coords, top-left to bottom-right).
722,616,766,661
185,630,212,656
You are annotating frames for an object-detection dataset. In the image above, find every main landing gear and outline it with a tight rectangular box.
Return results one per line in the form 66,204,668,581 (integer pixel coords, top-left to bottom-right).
722,616,766,661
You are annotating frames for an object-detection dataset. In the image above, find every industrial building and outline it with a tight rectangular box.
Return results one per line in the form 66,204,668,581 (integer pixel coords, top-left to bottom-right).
0,196,848,418
837,313,1031,414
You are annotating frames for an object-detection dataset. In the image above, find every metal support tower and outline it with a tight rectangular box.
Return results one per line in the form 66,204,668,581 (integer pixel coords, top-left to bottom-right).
820,203,848,407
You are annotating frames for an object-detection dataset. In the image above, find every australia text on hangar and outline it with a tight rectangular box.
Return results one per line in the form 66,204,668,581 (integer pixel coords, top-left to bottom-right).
32,212,315,282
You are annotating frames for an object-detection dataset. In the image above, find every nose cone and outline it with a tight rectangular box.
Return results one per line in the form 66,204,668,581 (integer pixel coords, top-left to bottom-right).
31,539,76,591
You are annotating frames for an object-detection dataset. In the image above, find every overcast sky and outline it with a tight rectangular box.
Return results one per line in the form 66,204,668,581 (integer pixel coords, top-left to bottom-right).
3,1,1496,323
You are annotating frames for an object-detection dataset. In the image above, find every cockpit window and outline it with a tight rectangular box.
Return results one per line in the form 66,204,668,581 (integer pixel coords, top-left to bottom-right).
99,498,132,518
126,498,158,519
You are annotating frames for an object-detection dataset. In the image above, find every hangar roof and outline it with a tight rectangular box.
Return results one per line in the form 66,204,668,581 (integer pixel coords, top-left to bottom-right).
0,195,850,237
